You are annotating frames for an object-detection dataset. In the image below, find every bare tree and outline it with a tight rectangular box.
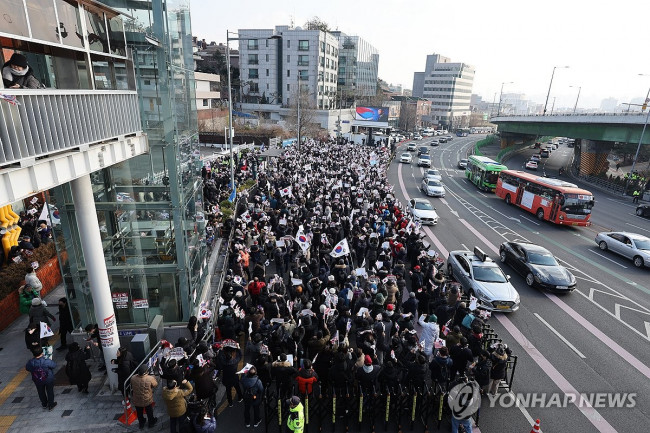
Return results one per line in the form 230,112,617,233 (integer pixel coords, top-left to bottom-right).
304,17,331,32
399,103,417,133
286,87,321,141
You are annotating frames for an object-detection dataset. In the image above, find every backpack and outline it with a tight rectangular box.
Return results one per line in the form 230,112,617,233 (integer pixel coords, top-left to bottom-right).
243,378,260,401
474,362,490,381
31,364,48,385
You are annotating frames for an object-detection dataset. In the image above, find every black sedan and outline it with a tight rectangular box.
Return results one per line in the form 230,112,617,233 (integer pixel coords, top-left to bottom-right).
499,242,576,292
636,204,650,218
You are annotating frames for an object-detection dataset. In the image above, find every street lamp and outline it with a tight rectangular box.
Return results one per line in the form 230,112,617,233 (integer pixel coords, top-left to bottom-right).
625,85,650,196
639,74,650,112
569,85,581,114
497,81,514,116
226,30,280,191
543,66,569,115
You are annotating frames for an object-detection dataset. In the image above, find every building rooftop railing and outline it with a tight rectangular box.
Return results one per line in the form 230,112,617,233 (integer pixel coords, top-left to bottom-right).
0,89,142,168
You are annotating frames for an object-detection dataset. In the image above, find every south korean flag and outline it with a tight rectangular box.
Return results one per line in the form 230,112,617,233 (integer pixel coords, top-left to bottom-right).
280,186,292,197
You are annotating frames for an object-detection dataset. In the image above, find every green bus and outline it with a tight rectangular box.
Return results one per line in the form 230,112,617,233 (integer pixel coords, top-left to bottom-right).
465,155,508,192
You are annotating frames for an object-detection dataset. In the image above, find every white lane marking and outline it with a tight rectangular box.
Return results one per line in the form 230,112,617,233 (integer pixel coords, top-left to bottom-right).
534,313,587,359
477,191,487,198
587,249,628,268
519,215,541,226
507,391,542,432
460,243,468,250
626,222,650,234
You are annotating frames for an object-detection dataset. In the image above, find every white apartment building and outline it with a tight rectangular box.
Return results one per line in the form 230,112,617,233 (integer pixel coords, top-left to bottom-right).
194,72,220,110
238,25,340,109
412,54,474,129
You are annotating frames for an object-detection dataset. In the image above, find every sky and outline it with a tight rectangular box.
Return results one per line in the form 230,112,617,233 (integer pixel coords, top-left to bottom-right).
189,0,650,110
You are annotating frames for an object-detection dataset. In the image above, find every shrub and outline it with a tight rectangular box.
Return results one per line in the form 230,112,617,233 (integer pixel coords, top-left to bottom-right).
0,242,56,300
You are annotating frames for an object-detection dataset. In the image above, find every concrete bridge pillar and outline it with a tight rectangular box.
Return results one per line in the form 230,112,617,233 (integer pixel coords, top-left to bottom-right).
579,139,612,175
500,136,516,149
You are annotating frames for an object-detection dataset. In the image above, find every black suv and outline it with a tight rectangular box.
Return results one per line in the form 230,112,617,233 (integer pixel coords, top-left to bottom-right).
418,146,429,156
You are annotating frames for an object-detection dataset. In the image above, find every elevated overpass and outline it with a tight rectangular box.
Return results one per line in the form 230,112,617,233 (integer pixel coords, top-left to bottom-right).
491,113,649,174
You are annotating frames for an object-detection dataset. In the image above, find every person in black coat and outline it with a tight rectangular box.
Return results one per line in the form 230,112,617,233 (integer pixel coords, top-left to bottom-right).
111,347,138,397
470,350,492,394
2,53,41,88
189,361,218,406
57,298,75,351
65,342,92,393
405,354,428,390
217,347,243,406
25,321,42,351
449,338,474,380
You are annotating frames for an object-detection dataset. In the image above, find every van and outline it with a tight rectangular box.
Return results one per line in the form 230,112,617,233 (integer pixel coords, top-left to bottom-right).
540,149,550,158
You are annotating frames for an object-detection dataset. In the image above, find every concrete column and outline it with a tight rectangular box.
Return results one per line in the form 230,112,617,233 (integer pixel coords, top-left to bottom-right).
70,174,120,391
579,139,611,175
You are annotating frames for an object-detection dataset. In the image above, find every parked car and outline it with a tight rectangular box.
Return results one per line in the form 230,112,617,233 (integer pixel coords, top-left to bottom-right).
418,154,432,167
595,232,650,268
525,160,538,170
408,198,439,225
421,179,446,197
407,143,417,151
423,168,442,182
458,159,468,169
636,204,650,218
418,146,429,156
499,242,576,291
400,152,413,164
447,247,520,312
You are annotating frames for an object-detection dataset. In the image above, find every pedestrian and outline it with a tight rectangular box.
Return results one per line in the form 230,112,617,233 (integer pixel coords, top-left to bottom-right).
24,266,42,294
57,298,74,351
192,407,217,433
632,189,640,203
217,346,243,407
488,345,509,395
469,350,492,394
64,342,91,393
2,52,42,88
25,321,42,351
240,366,264,428
29,297,55,330
25,346,57,410
162,379,194,433
85,324,105,371
18,284,39,314
189,359,218,410
130,365,159,429
111,346,138,397
286,395,304,433
418,313,439,359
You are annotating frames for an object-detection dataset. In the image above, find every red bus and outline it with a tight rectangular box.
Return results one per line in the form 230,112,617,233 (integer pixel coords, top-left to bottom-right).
496,170,594,226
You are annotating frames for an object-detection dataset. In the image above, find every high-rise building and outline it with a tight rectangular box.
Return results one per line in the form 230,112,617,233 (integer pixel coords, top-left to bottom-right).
412,53,474,129
238,25,340,109
331,32,379,107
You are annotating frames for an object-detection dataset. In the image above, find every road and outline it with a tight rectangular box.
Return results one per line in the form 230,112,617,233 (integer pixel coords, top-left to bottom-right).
389,135,650,432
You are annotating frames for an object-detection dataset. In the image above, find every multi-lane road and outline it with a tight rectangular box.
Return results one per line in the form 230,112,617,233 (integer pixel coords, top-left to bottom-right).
390,135,650,432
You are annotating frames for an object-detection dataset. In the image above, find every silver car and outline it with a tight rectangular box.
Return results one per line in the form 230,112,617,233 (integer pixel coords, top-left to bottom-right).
447,247,520,312
595,231,650,268
418,154,432,167
400,152,413,164
423,168,442,182
408,198,439,225
421,179,446,197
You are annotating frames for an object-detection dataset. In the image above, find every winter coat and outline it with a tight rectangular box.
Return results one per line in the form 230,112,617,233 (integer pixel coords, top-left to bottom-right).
295,368,318,395
271,360,297,392
418,315,439,356
130,373,158,407
472,359,492,387
162,381,193,418
19,288,38,314
26,356,56,384
25,326,41,350
59,303,74,332
190,365,218,400
115,351,138,392
450,345,473,377
490,351,509,380
356,364,382,391
29,304,55,326
385,283,399,304
2,65,41,88
192,415,217,433
65,348,91,385
287,402,305,433
217,349,242,386
240,374,264,403
25,273,42,291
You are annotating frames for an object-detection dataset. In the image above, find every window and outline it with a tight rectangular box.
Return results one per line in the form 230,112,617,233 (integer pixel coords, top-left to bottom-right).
287,54,290,63
84,6,109,53
266,54,269,62
266,69,269,77
248,54,258,65
287,70,290,77
249,82,259,93
320,41,325,53
144,79,151,85
247,40,258,50
298,55,309,66
319,56,324,67
287,40,291,48
265,39,268,47
202,99,208,107
326,58,330,68
248,69,259,79
299,40,309,51
327,44,331,54
287,84,290,91
299,70,308,80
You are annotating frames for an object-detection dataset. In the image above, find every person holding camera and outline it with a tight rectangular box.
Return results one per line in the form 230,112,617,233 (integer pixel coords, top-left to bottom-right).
240,366,264,428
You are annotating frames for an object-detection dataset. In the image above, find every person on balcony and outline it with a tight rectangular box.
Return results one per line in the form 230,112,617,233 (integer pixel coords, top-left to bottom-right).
2,53,41,89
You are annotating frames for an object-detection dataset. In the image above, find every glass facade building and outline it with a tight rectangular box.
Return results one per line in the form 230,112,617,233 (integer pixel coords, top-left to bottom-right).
50,0,205,327
332,32,379,107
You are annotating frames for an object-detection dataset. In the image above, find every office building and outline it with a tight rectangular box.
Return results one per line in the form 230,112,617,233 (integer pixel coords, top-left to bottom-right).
331,31,379,107
412,53,475,129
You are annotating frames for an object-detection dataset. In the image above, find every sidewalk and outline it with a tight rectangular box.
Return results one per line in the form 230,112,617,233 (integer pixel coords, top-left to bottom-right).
0,284,164,433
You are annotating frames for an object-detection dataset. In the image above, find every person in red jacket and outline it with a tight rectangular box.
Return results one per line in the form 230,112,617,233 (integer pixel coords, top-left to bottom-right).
247,277,265,306
294,359,318,395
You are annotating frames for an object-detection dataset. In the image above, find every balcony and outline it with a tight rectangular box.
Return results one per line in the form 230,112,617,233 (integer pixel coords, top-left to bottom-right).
0,89,148,205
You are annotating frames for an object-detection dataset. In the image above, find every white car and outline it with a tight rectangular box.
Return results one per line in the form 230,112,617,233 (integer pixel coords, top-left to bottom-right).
413,134,422,140
408,198,439,225
421,179,446,197
595,232,650,268
418,154,432,167
530,154,541,162
458,159,468,169
406,143,417,151
525,160,538,170
423,168,442,182
400,152,413,164
430,140,440,146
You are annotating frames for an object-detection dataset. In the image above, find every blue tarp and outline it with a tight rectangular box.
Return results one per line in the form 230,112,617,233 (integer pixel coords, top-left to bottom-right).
232,110,257,118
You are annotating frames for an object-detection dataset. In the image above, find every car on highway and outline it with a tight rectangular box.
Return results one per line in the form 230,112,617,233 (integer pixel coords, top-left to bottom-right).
636,204,650,218
420,179,446,197
400,152,413,164
447,247,520,312
418,146,429,156
458,159,468,169
439,137,448,144
407,143,417,151
595,231,650,268
408,198,439,225
423,168,442,182
525,160,538,170
413,134,422,140
540,149,550,158
499,242,576,291
530,154,541,162
418,154,432,167
430,139,440,146
444,135,454,141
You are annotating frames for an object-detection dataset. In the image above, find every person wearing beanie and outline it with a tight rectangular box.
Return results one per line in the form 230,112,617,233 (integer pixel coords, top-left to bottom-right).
28,297,55,328
286,395,304,433
130,364,158,429
403,291,419,317
2,53,41,89
162,379,193,433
